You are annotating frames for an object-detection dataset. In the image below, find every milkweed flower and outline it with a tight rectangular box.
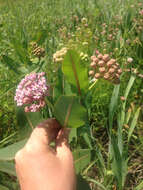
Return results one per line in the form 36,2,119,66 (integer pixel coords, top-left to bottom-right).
14,72,49,112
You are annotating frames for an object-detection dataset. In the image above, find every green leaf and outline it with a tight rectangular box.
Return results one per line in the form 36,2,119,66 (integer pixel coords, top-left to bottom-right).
83,132,92,149
109,85,120,131
54,95,87,128
128,107,141,142
16,107,43,139
111,136,127,189
69,128,77,143
0,161,16,176
73,149,91,174
0,139,27,161
62,49,88,96
0,185,9,190
125,108,132,125
121,74,136,126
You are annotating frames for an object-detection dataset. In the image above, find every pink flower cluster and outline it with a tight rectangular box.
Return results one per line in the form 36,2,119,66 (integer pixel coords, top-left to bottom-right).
14,72,49,112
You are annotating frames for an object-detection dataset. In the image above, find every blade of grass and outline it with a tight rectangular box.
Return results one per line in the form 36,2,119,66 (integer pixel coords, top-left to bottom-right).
128,107,141,142
109,85,120,132
120,74,136,126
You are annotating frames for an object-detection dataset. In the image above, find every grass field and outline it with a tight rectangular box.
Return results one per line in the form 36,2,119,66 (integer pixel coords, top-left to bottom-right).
0,0,143,189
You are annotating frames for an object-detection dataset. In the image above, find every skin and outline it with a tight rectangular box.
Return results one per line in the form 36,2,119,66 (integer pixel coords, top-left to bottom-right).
15,119,76,190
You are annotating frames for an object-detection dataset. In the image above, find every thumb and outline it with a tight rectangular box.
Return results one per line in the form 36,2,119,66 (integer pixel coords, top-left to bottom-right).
25,119,61,152
56,128,73,161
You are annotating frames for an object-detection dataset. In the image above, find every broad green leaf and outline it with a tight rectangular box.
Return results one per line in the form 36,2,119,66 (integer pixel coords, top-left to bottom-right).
16,107,43,139
62,50,88,95
73,149,91,174
0,185,9,190
0,161,16,176
69,128,77,143
54,95,87,128
0,139,27,161
128,107,141,142
77,175,91,190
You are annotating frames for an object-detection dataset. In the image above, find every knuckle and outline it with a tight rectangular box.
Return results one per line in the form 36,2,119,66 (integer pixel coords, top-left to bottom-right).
15,149,25,163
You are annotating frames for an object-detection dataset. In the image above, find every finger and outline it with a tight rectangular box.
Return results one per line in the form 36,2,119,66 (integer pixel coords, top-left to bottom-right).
56,128,73,161
25,118,61,153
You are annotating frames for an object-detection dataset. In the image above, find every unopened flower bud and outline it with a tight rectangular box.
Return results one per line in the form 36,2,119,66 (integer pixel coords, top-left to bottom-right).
97,54,103,59
93,57,99,63
117,69,122,75
90,62,96,68
115,73,120,79
120,96,125,101
95,50,99,55
99,67,106,73
110,59,116,64
91,56,99,63
95,73,101,79
89,70,95,76
116,63,119,67
98,60,105,67
104,73,110,80
102,54,110,62
91,56,95,61
108,68,115,74
127,57,133,63
107,61,114,67
113,65,118,70
138,74,143,78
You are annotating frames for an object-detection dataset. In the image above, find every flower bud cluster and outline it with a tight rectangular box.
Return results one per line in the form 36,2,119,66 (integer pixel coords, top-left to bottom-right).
89,53,122,84
31,42,45,58
14,72,49,112
53,47,68,63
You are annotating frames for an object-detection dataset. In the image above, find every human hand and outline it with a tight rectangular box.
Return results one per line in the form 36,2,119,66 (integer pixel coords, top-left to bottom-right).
15,119,76,190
